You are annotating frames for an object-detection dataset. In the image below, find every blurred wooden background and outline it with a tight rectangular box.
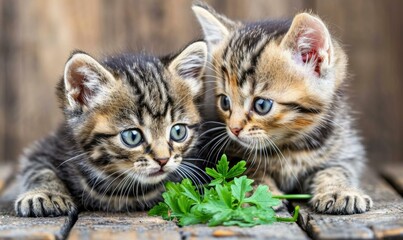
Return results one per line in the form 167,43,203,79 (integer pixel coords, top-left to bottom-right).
0,0,402,166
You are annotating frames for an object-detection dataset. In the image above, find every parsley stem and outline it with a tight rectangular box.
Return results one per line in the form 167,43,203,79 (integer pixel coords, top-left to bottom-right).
276,205,300,222
272,194,312,200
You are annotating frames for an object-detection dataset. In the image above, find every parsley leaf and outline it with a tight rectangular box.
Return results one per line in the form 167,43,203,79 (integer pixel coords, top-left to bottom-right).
208,209,233,226
231,176,253,204
206,154,247,187
226,161,247,179
244,185,281,208
148,202,170,220
215,184,232,208
180,178,201,204
149,154,311,227
216,154,229,176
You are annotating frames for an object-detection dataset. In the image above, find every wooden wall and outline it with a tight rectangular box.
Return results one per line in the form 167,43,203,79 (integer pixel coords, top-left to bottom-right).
0,0,402,166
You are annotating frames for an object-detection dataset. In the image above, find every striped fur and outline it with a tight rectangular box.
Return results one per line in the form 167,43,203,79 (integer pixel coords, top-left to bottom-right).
14,41,208,217
193,2,372,214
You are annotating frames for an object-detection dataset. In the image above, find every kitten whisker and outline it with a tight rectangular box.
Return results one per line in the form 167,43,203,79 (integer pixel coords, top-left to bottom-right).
177,165,203,192
57,153,87,168
255,138,264,177
108,169,134,212
250,139,261,177
181,161,210,184
203,62,221,77
263,136,301,191
182,157,209,162
198,126,227,138
262,139,269,182
206,132,229,163
124,172,137,212
198,131,227,156
215,135,231,164
176,166,200,189
119,171,137,211
82,167,107,211
199,121,226,128
99,168,134,211
319,115,344,131
174,168,186,182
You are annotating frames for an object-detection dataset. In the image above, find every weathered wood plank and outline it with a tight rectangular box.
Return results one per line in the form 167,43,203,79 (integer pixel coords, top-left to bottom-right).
381,164,403,196
68,211,181,240
0,200,74,240
70,204,309,240
293,169,403,239
372,220,403,239
0,1,4,165
181,206,309,240
0,164,12,193
313,0,403,168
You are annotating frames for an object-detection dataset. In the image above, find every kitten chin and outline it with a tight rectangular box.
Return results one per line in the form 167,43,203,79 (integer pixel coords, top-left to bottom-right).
14,41,209,216
193,1,372,215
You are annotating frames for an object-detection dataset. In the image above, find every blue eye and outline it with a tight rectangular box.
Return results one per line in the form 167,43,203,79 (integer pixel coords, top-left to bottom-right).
254,98,273,115
220,95,231,111
120,129,143,147
170,124,188,142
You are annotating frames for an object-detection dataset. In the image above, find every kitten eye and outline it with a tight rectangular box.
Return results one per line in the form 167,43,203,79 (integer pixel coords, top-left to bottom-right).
220,95,231,111
120,129,143,147
170,124,188,142
254,98,273,115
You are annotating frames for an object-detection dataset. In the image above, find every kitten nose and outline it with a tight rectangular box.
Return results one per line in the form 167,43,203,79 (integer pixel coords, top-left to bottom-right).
154,158,169,167
230,127,242,136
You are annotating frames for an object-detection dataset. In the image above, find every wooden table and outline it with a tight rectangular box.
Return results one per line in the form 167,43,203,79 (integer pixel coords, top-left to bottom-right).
0,164,402,240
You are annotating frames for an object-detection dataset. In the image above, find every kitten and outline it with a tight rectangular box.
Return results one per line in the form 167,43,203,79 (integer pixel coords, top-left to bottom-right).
193,2,373,214
14,41,208,217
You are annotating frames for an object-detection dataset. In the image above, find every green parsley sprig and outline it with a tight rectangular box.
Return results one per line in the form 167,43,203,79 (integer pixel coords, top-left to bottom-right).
149,154,311,227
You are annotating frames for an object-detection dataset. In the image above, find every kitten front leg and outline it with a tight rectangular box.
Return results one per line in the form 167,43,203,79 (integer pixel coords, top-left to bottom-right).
15,162,76,217
307,166,372,214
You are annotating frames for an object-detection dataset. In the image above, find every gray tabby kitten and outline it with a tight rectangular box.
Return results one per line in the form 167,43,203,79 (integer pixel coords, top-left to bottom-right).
14,41,208,217
193,2,372,214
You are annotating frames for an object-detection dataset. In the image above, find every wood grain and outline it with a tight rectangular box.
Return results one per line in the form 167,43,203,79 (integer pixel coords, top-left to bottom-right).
0,164,12,194
68,211,180,240
180,206,309,240
293,169,403,239
381,164,403,196
0,2,4,164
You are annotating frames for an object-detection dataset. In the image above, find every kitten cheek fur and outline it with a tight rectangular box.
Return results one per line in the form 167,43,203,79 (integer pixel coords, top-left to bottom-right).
193,1,372,214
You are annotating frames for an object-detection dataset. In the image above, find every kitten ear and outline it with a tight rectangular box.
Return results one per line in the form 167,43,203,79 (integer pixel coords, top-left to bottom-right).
192,2,237,50
168,41,207,97
281,13,333,77
64,52,115,110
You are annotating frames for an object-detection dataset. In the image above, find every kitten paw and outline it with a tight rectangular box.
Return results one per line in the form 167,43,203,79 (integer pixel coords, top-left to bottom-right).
15,191,77,217
311,188,373,214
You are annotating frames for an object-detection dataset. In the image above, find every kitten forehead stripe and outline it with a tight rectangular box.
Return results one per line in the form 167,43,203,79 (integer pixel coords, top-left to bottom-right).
222,26,276,87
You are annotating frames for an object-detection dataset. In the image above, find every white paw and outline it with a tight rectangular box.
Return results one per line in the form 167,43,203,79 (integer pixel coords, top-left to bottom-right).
311,187,372,214
15,190,77,217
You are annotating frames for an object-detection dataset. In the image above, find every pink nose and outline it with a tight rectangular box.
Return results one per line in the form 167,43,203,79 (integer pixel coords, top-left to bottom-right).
230,127,242,136
154,158,169,167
